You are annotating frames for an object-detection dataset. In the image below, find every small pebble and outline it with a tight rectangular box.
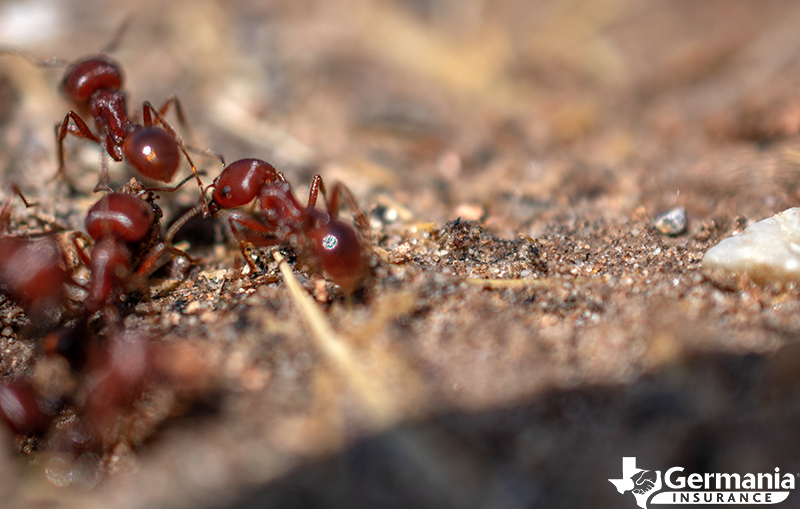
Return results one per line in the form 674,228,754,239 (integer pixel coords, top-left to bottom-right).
703,207,800,284
454,203,484,222
184,301,201,314
653,207,687,236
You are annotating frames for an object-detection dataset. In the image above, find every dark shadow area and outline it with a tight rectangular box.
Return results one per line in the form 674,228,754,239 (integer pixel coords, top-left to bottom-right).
223,346,800,509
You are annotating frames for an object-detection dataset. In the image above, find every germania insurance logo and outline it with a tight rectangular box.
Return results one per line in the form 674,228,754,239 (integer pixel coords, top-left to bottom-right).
609,457,795,508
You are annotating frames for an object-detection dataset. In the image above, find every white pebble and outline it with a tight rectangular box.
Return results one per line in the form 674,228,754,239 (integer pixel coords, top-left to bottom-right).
654,207,687,236
703,208,800,284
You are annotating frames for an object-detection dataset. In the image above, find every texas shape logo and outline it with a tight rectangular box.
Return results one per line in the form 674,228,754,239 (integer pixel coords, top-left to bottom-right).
609,457,662,509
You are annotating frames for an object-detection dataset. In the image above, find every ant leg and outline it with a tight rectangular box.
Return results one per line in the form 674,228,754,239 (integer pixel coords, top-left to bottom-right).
69,231,94,267
94,131,114,193
141,101,210,215
133,204,203,280
185,145,225,166
143,172,200,193
54,111,102,181
0,184,35,233
0,190,15,233
0,184,38,233
165,205,204,247
307,175,324,209
155,95,191,138
146,98,226,166
226,213,282,274
328,182,371,240
9,185,34,208
133,243,195,279
228,215,257,274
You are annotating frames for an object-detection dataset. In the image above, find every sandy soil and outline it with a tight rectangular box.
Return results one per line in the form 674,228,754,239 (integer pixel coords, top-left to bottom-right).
2,1,800,508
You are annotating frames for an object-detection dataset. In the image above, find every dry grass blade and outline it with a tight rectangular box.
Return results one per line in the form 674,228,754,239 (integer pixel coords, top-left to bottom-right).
273,251,399,429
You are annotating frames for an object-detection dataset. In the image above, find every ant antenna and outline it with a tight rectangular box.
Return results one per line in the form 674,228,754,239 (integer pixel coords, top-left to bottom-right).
101,15,134,55
9,184,35,208
0,47,69,68
0,14,133,69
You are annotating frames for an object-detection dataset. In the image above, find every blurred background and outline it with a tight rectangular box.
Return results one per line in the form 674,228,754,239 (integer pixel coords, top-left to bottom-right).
5,0,800,227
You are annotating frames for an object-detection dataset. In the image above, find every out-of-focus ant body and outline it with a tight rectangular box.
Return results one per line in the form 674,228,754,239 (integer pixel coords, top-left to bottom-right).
71,178,193,319
0,380,50,436
0,187,74,329
171,158,371,293
2,327,212,454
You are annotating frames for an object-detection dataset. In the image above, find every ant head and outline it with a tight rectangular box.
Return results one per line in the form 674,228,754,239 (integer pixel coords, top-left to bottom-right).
308,219,368,293
86,193,155,243
61,55,123,105
122,127,181,183
210,158,279,210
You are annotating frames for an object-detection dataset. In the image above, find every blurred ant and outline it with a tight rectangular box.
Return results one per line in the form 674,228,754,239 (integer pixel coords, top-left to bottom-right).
169,158,371,293
79,329,212,446
0,379,51,437
0,186,76,331
71,177,195,321
2,327,212,459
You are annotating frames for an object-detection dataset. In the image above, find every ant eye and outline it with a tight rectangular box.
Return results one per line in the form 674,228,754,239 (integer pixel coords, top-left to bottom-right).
321,234,338,252
222,186,232,198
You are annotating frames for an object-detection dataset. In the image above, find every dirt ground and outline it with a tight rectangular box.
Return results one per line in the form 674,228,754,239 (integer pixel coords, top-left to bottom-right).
3,0,800,508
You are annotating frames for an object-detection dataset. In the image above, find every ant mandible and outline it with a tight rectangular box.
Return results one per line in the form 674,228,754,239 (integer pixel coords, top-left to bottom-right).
168,158,371,293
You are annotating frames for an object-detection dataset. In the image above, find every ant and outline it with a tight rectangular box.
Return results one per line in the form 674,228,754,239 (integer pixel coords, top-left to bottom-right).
71,178,194,320
0,379,51,437
79,329,211,446
0,47,217,208
56,54,216,204
169,158,371,293
2,326,212,455
0,186,75,330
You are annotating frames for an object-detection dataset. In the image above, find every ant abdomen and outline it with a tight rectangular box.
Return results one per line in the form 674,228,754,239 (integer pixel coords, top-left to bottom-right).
309,220,368,294
122,126,181,183
61,55,123,104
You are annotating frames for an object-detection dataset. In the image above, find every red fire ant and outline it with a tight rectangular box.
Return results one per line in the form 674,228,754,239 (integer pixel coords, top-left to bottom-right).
56,54,216,201
169,158,371,293
0,48,216,206
0,379,51,437
2,326,212,462
0,187,74,330
79,329,212,445
71,178,193,320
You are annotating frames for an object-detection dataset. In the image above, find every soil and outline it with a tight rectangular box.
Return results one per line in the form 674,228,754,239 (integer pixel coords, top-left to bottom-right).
3,1,800,508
